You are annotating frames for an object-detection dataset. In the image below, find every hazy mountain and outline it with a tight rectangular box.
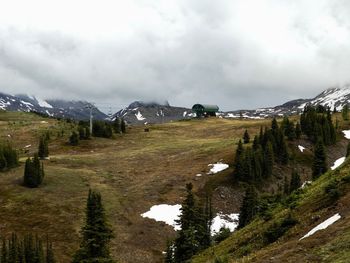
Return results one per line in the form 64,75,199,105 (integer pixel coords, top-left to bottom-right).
0,93,107,120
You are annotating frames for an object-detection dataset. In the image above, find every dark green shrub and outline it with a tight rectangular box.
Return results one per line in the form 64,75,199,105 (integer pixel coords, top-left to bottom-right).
264,214,298,244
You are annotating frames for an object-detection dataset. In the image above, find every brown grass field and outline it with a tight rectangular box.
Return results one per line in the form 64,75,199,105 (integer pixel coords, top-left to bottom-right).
0,111,274,263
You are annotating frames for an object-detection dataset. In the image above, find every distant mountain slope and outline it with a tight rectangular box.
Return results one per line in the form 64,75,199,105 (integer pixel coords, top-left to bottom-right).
0,93,107,120
223,85,350,119
114,86,350,125
113,101,194,125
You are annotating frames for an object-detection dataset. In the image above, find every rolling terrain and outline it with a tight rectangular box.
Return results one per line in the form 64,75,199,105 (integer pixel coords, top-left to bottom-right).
0,111,271,263
0,109,349,262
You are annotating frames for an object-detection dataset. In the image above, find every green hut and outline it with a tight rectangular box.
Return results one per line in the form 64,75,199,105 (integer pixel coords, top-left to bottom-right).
192,104,219,117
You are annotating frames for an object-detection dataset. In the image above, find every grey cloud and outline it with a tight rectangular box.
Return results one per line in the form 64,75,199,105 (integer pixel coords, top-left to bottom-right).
0,1,350,112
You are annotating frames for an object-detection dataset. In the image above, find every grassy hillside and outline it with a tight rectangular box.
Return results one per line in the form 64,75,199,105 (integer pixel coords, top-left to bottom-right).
193,120,350,263
0,111,274,263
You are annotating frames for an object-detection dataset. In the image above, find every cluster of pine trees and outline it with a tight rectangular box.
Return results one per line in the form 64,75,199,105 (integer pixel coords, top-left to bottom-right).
73,189,114,263
234,118,291,183
166,183,212,263
78,125,91,140
23,153,44,188
113,118,126,134
0,233,55,263
300,105,336,145
92,121,113,138
0,143,18,171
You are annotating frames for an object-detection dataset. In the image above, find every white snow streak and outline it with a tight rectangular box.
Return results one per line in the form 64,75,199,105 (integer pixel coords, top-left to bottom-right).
135,111,146,121
300,213,341,240
331,157,346,170
298,145,306,152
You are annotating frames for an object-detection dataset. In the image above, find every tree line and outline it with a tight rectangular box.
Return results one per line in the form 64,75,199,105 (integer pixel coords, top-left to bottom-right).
300,105,336,145
0,233,55,263
0,143,18,171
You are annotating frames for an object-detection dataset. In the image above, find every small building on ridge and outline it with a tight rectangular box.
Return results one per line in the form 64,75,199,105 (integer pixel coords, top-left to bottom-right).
192,104,219,117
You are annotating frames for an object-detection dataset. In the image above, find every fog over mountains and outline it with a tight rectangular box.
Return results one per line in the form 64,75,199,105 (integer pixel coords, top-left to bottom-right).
1,85,350,124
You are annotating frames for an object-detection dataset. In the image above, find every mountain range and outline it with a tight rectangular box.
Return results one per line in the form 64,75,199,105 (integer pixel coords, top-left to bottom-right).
0,93,107,120
1,85,350,124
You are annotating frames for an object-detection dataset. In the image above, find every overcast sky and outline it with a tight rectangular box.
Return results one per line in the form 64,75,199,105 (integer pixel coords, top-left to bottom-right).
1,0,350,112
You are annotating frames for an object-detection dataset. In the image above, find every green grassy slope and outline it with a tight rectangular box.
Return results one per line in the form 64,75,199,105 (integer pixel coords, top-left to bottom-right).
193,155,350,263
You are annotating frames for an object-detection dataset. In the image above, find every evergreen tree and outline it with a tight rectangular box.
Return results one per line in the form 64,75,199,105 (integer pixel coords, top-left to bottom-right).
113,118,121,134
73,190,114,263
342,104,349,121
0,150,7,171
295,122,302,139
238,186,258,229
263,141,274,178
271,118,278,134
243,130,250,144
164,240,175,263
290,170,301,192
78,126,86,140
284,175,290,195
312,139,327,179
173,184,212,263
23,154,44,188
121,119,126,134
69,132,79,146
234,140,244,167
0,233,54,263
38,137,49,159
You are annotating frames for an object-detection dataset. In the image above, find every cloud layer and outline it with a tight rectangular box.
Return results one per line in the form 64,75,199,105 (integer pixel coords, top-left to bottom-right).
0,0,350,111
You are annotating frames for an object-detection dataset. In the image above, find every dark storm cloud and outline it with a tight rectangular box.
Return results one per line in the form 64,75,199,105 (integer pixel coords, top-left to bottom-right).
0,0,350,111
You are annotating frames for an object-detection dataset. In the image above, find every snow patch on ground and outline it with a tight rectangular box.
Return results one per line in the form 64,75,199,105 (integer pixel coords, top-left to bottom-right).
135,111,146,121
298,145,306,152
208,163,229,174
331,157,346,170
141,204,182,230
141,205,239,235
343,130,350,139
300,213,341,240
211,213,239,235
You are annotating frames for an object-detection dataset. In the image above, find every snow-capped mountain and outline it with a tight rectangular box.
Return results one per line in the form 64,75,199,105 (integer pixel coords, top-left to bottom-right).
0,93,107,120
223,85,350,119
113,101,193,125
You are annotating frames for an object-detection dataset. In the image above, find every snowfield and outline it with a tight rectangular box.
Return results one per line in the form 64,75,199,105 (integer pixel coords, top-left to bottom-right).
300,213,341,240
135,111,146,121
343,130,350,139
298,145,306,152
331,157,346,170
141,204,182,231
208,163,229,174
141,204,239,235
